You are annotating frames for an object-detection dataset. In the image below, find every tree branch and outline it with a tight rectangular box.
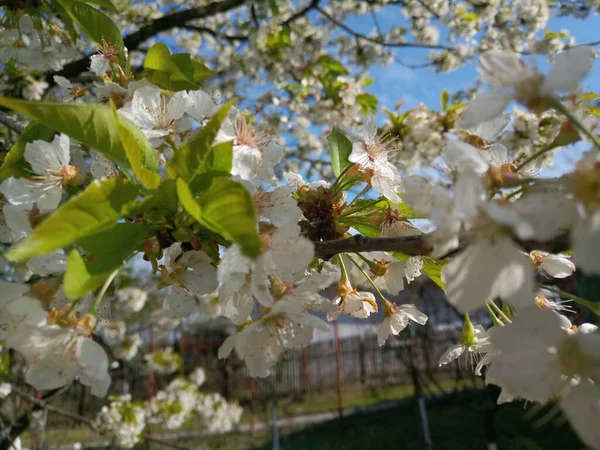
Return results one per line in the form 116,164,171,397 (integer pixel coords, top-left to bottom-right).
315,5,452,50
313,233,571,259
181,25,248,43
11,387,97,431
281,0,320,27
47,0,248,83
0,110,25,134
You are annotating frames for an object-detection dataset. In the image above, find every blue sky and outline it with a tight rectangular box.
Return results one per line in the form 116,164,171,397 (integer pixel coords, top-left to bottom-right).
345,12,600,176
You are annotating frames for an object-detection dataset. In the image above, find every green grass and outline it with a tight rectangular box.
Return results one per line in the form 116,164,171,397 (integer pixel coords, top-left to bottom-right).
24,381,581,450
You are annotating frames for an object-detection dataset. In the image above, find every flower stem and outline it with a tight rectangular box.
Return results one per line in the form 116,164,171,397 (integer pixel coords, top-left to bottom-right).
91,268,120,315
488,300,512,324
551,98,600,151
346,183,372,209
516,143,559,171
346,254,387,301
331,163,356,191
537,284,600,315
485,303,503,327
335,254,350,283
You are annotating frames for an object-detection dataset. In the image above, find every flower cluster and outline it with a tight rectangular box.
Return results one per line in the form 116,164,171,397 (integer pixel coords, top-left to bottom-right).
96,372,241,448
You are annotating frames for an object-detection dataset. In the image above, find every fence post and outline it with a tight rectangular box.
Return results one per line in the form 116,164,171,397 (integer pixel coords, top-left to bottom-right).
334,321,344,423
301,347,309,397
359,338,366,385
249,377,256,436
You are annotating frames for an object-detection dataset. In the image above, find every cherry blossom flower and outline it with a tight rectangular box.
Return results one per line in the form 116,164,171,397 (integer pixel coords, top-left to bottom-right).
378,300,427,346
119,85,191,142
0,134,78,212
215,112,283,183
460,47,594,127
349,116,402,202
529,251,575,278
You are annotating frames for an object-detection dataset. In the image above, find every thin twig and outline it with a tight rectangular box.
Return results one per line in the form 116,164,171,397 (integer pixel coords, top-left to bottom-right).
0,110,25,134
11,387,97,431
315,5,452,50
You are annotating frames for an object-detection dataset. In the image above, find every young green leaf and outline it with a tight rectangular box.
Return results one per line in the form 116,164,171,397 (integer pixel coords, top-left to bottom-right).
64,223,151,299
56,0,123,58
176,178,260,258
422,257,447,289
189,141,233,192
143,43,213,91
5,179,140,263
79,0,118,12
328,128,353,177
0,97,129,166
0,121,54,182
168,100,234,182
111,103,161,190
441,90,450,111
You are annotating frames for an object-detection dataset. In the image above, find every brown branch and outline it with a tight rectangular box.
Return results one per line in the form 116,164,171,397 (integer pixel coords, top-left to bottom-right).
181,25,248,43
47,0,248,83
0,110,25,134
281,0,320,27
314,233,571,259
11,387,97,431
315,5,452,50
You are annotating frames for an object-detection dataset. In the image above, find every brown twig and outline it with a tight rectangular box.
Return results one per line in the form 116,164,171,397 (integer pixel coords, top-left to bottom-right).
47,0,248,84
314,232,571,259
0,110,25,134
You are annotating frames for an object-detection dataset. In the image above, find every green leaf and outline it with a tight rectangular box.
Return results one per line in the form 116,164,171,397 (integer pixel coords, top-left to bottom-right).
189,141,233,192
356,93,378,115
168,101,234,183
65,223,151,299
111,102,161,189
328,128,353,178
57,0,123,58
0,122,54,182
577,92,600,104
441,90,450,111
422,257,447,289
176,178,260,258
6,179,140,263
0,353,10,379
80,0,118,12
143,43,213,91
353,223,381,237
0,97,130,166
171,53,213,84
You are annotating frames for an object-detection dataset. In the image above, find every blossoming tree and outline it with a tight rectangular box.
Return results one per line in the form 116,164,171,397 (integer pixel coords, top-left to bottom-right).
1,0,600,448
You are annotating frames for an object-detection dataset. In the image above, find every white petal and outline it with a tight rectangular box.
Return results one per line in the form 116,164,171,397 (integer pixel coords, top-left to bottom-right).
399,304,428,325
257,141,283,182
443,140,489,174
466,114,510,141
187,89,218,122
561,379,600,450
384,261,405,294
363,115,377,144
444,236,534,312
540,254,575,278
544,46,595,94
573,211,600,274
27,250,67,276
458,90,512,129
452,169,486,218
231,145,261,180
377,318,391,346
438,344,465,365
